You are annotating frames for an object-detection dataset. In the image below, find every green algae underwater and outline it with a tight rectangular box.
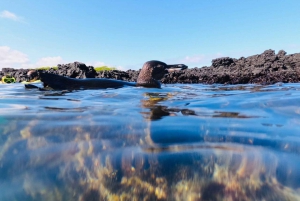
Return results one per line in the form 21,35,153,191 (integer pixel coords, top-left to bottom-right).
1,83,300,201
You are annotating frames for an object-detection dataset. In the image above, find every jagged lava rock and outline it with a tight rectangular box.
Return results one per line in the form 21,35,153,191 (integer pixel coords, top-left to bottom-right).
161,49,300,84
1,50,300,85
0,68,31,82
53,62,97,78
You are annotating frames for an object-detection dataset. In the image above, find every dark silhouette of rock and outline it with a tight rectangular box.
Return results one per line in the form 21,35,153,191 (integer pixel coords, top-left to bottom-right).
1,50,300,85
94,69,140,83
161,49,300,84
0,68,31,83
54,62,97,78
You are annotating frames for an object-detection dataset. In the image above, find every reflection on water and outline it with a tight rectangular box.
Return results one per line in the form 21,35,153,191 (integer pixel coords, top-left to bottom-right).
1,83,300,200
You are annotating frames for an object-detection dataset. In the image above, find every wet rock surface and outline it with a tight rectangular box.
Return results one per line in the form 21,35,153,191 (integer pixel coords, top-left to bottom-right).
1,49,300,85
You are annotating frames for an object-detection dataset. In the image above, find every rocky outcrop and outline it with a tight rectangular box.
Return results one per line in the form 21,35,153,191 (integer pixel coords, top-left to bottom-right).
1,50,300,85
119,49,300,85
52,62,97,78
0,68,31,83
161,49,300,84
0,62,97,83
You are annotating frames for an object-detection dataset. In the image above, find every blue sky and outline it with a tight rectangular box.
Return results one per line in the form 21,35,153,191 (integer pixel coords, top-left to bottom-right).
1,0,299,70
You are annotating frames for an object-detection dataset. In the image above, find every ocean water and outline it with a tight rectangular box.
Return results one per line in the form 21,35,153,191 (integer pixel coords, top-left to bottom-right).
1,82,300,201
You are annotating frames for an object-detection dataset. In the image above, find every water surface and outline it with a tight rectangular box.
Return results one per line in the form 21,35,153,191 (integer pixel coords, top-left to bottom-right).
1,83,300,201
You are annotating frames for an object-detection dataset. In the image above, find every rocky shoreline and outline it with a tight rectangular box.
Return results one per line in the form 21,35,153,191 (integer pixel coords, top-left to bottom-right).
1,49,300,85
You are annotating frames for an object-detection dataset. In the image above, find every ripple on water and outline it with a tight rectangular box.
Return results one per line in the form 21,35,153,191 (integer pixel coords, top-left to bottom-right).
1,83,300,200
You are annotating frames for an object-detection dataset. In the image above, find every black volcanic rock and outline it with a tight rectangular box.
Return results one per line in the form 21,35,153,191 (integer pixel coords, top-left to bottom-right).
95,69,140,83
212,57,235,68
54,62,97,78
160,49,300,85
0,68,31,83
1,50,300,85
97,70,130,81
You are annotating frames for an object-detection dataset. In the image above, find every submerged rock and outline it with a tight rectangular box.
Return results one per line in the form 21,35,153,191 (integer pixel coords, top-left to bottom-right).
1,49,300,85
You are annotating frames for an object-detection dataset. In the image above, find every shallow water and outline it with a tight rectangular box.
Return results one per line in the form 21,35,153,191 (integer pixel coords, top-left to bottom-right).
1,83,300,201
